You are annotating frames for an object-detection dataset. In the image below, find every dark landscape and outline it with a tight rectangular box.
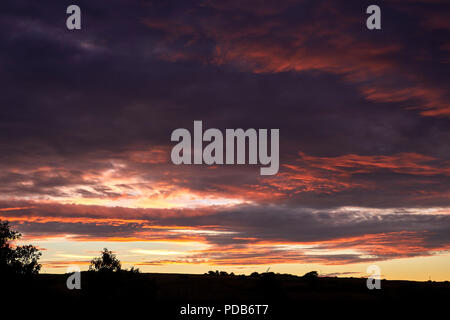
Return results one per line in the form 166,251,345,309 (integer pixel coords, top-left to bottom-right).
4,272,449,317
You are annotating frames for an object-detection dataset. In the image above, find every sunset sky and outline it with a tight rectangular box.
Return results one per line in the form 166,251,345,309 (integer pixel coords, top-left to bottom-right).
1,0,449,280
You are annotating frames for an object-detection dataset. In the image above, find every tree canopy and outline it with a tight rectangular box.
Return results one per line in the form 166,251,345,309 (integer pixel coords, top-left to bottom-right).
0,220,42,275
89,248,122,272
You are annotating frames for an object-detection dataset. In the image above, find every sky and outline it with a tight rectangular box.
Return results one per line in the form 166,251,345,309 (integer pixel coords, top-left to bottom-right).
0,0,449,280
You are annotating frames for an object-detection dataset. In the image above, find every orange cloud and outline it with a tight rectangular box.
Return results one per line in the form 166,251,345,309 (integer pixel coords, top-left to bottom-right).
296,152,450,176
144,0,450,116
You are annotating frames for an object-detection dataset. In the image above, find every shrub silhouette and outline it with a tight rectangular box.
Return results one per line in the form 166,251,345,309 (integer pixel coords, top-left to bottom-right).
205,270,234,276
129,266,140,273
0,220,41,275
302,271,319,279
89,248,121,272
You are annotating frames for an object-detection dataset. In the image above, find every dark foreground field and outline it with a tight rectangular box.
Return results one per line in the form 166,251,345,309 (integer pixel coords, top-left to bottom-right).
3,272,449,317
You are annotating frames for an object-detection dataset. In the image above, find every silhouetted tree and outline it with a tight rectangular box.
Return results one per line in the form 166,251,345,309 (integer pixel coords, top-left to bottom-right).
0,220,41,275
89,248,122,272
206,270,233,276
302,271,319,279
129,266,140,273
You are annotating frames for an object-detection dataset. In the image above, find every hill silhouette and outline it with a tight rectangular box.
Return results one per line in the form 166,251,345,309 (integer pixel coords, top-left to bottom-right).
2,271,448,317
